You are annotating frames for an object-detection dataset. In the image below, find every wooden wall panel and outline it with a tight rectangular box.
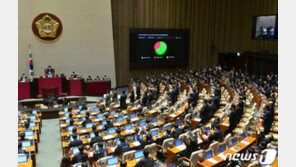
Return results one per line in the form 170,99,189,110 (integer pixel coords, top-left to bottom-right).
111,0,278,87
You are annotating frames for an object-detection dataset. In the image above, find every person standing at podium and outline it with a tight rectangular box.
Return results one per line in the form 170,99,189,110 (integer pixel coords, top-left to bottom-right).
20,73,27,82
71,71,77,79
46,65,54,78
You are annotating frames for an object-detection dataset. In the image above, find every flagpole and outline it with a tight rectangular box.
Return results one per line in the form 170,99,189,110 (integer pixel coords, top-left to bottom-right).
29,44,34,80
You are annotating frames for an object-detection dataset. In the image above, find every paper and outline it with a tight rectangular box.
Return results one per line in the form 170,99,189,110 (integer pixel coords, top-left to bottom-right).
175,145,186,150
81,129,86,133
230,147,238,152
241,140,250,145
110,147,116,151
104,135,113,140
170,114,177,117
133,141,141,146
131,118,138,122
208,158,218,164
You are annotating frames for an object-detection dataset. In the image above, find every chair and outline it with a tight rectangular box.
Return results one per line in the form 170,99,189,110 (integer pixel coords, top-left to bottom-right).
181,150,204,167
97,156,113,167
156,138,174,155
224,134,232,147
162,123,172,131
73,162,90,167
209,141,219,155
184,113,191,121
145,143,157,157
192,128,201,135
178,132,187,140
122,150,136,161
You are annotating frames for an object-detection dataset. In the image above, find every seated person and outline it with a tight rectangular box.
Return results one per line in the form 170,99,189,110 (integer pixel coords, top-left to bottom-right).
104,119,114,130
115,136,130,156
68,134,83,149
19,132,29,142
171,123,182,139
20,73,27,82
82,112,92,127
71,72,78,79
23,121,31,131
102,75,109,80
86,76,92,82
135,149,155,167
137,134,153,149
93,142,109,161
211,125,223,142
115,128,123,139
90,130,103,146
145,120,154,132
71,145,88,164
18,141,26,154
157,129,171,145
180,136,198,158
94,76,100,81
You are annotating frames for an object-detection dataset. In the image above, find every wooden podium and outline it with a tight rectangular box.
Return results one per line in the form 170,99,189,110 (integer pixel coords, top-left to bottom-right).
42,87,59,99
44,68,55,77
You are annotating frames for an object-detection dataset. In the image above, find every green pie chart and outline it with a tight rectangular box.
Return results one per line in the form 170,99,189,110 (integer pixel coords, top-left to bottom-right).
154,41,167,55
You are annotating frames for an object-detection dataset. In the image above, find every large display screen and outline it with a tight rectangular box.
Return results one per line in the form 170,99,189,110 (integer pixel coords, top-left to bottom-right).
252,15,278,40
130,29,189,68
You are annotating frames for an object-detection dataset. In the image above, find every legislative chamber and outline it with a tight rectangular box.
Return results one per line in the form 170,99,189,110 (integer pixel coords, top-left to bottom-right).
17,0,279,167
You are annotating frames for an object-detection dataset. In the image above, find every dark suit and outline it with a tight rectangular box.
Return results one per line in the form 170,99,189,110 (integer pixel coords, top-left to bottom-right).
182,139,198,158
120,94,127,109
71,152,88,164
104,123,114,130
213,129,223,142
18,148,26,154
200,103,209,123
135,157,155,167
227,110,237,134
105,94,111,106
90,136,103,146
93,148,109,160
115,142,130,155
68,139,83,149
136,135,153,149
142,94,148,106
130,93,135,103
171,128,182,139
82,118,92,127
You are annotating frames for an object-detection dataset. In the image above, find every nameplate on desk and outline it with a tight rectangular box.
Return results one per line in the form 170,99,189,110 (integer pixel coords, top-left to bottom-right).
170,114,177,117
208,158,218,164
81,129,87,133
125,130,134,134
194,118,201,121
222,123,229,126
175,145,186,150
217,153,226,159
104,135,113,140
230,147,239,152
89,151,94,157
133,141,141,146
60,124,66,127
110,147,116,152
131,118,138,122
241,140,250,145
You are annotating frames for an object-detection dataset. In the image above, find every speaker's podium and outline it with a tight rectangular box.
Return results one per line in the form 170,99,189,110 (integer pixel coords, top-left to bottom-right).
44,68,55,78
42,87,59,99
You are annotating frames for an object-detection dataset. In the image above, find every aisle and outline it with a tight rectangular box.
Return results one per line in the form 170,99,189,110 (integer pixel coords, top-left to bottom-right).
36,119,62,167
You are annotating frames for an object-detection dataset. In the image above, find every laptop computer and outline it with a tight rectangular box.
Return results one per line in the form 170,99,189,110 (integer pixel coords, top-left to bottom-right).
97,113,103,118
18,154,28,163
125,124,132,131
164,125,171,131
117,117,124,122
110,110,116,115
29,122,36,128
131,103,135,108
65,119,71,124
93,108,100,112
81,117,86,121
64,112,70,117
80,110,86,115
134,150,144,159
231,137,238,146
89,132,95,138
116,140,121,146
151,117,158,123
177,121,183,127
25,131,34,137
170,109,175,114
85,123,93,129
64,107,68,112
241,132,247,140
22,141,31,148
139,121,146,127
67,125,77,132
151,130,158,137
218,144,226,153
78,105,83,110
30,115,36,120
148,105,153,110
134,134,143,141
32,110,37,114
70,134,80,141
72,147,79,155
175,139,182,147
108,128,116,135
18,111,21,115
102,120,107,126
204,150,214,160
130,114,136,119
107,157,119,166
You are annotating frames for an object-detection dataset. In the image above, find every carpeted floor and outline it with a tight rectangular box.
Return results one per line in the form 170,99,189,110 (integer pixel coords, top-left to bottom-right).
36,119,62,167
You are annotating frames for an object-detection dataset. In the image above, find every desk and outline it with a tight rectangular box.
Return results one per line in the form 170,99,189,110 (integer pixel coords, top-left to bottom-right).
126,155,157,167
86,81,111,95
167,143,187,166
69,79,83,96
197,137,256,167
18,160,32,167
18,82,31,100
38,77,63,96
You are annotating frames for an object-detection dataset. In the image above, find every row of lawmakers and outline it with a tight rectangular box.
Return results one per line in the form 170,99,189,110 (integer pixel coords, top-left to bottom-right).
19,65,110,82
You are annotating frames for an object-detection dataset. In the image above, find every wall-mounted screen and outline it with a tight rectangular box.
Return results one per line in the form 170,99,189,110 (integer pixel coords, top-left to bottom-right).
252,15,278,40
130,29,189,68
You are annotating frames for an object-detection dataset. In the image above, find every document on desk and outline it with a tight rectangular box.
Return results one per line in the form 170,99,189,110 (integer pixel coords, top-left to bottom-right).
81,129,87,133
175,145,186,150
194,117,201,121
208,158,218,164
131,118,138,122
104,135,113,140
170,114,177,117
133,141,141,146
241,140,250,145
110,147,116,152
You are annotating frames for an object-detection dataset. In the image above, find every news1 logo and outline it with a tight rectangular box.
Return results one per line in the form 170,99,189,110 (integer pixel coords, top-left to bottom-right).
223,149,277,165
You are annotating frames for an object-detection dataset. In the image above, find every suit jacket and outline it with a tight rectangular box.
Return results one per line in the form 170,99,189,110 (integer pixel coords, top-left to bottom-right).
90,136,103,146
93,148,109,160
68,139,83,149
115,142,130,155
213,129,223,142
18,148,26,154
71,152,88,164
135,157,155,167
120,94,127,109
